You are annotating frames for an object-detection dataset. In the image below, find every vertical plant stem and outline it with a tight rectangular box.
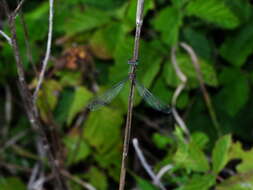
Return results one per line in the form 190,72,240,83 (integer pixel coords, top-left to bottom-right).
118,1,145,190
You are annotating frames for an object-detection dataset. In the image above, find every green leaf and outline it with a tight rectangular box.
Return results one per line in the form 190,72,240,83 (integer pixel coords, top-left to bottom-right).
85,167,108,190
94,147,121,181
64,134,91,164
90,22,123,60
191,132,209,149
67,86,93,125
57,71,83,87
76,0,125,10
84,107,123,154
59,7,111,35
216,69,250,116
220,20,253,67
164,54,218,88
152,133,173,149
152,6,182,45
181,174,216,190
186,0,239,29
0,178,26,190
183,28,212,60
174,140,210,172
216,171,253,190
172,0,190,8
229,141,253,173
135,176,159,190
20,2,49,41
54,88,75,125
225,0,252,24
151,78,173,106
212,134,232,174
37,80,62,122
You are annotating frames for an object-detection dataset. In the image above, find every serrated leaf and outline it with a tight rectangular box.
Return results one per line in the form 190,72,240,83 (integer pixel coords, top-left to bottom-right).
212,134,232,174
164,54,218,88
181,174,216,190
186,0,239,29
67,86,93,125
152,6,182,45
220,20,253,67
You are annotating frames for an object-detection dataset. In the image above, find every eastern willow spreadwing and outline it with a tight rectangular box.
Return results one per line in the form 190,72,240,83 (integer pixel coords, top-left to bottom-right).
87,61,171,114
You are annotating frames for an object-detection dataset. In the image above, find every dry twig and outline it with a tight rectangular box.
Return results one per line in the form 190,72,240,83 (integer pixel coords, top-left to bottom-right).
0,29,12,45
180,42,220,135
171,46,190,138
61,170,96,190
133,138,166,190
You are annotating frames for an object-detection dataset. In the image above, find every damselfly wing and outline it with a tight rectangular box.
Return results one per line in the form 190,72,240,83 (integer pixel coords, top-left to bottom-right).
87,77,171,114
87,78,128,111
135,80,171,114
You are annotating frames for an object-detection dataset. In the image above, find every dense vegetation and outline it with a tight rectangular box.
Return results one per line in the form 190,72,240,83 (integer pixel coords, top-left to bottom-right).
0,0,253,189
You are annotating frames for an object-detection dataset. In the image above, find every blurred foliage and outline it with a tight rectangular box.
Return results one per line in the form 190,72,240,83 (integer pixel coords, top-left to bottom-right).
1,0,253,189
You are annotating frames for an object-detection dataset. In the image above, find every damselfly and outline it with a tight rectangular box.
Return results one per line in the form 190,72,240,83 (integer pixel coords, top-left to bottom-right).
87,61,171,114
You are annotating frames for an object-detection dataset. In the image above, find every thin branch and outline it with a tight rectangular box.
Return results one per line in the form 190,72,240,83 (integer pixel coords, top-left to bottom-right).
13,0,25,17
180,42,220,136
33,0,54,103
0,130,28,153
132,138,166,190
119,1,145,190
61,170,96,190
0,29,12,46
171,46,190,138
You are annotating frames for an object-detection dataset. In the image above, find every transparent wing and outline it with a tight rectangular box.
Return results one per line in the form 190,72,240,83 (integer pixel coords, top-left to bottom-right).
87,78,128,111
135,80,171,114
